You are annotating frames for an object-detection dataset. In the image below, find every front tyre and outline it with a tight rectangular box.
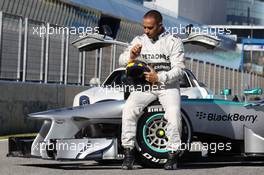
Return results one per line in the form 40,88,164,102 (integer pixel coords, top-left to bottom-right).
135,107,192,168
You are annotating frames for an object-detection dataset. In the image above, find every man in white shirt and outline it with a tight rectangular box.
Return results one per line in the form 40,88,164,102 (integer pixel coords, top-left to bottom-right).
119,10,185,170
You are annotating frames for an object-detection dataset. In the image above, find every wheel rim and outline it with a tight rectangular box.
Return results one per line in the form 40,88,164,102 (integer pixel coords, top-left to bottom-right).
143,113,169,153
142,112,192,154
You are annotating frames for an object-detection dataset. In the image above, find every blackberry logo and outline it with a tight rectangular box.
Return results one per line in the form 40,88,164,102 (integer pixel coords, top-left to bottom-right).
196,112,258,123
196,112,207,119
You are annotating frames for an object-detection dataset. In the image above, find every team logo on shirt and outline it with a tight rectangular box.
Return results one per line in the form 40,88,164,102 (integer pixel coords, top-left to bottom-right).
152,63,171,72
141,54,170,60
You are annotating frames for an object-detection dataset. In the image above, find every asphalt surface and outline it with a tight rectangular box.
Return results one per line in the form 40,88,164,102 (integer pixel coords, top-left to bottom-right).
1,140,264,175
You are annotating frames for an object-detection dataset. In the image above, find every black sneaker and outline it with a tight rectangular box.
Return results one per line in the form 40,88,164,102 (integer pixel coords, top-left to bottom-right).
164,152,179,170
122,148,135,170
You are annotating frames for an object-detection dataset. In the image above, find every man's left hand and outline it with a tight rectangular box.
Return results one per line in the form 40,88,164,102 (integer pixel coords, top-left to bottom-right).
144,68,158,84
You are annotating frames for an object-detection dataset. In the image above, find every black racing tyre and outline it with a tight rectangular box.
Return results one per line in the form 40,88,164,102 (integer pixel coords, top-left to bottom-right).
135,103,192,168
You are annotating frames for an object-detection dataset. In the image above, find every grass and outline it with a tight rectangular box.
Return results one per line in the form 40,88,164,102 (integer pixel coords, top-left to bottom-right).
0,133,37,140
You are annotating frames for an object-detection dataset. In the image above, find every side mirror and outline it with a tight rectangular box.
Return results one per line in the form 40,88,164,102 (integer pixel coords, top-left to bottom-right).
243,88,263,96
220,89,232,96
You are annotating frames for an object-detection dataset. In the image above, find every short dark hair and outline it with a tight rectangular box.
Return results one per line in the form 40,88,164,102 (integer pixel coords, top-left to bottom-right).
143,10,163,23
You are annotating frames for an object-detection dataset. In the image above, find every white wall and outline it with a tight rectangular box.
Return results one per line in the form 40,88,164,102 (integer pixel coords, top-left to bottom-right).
144,0,179,17
144,0,227,25
155,0,179,15
178,0,227,25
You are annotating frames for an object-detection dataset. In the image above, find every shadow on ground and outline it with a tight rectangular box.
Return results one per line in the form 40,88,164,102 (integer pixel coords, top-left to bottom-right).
20,161,264,170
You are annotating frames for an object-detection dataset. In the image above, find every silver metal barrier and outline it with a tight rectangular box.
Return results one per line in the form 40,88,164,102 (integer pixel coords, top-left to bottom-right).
0,11,263,96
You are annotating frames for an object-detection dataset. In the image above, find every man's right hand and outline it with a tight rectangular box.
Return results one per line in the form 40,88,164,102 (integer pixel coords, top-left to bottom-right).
129,44,142,63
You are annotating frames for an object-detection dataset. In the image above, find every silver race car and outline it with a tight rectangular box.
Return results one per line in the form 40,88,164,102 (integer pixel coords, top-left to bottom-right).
7,88,264,167
7,33,264,168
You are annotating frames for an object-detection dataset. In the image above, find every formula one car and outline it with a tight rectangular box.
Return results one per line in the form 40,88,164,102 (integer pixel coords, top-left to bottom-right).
7,33,264,167
7,87,264,167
